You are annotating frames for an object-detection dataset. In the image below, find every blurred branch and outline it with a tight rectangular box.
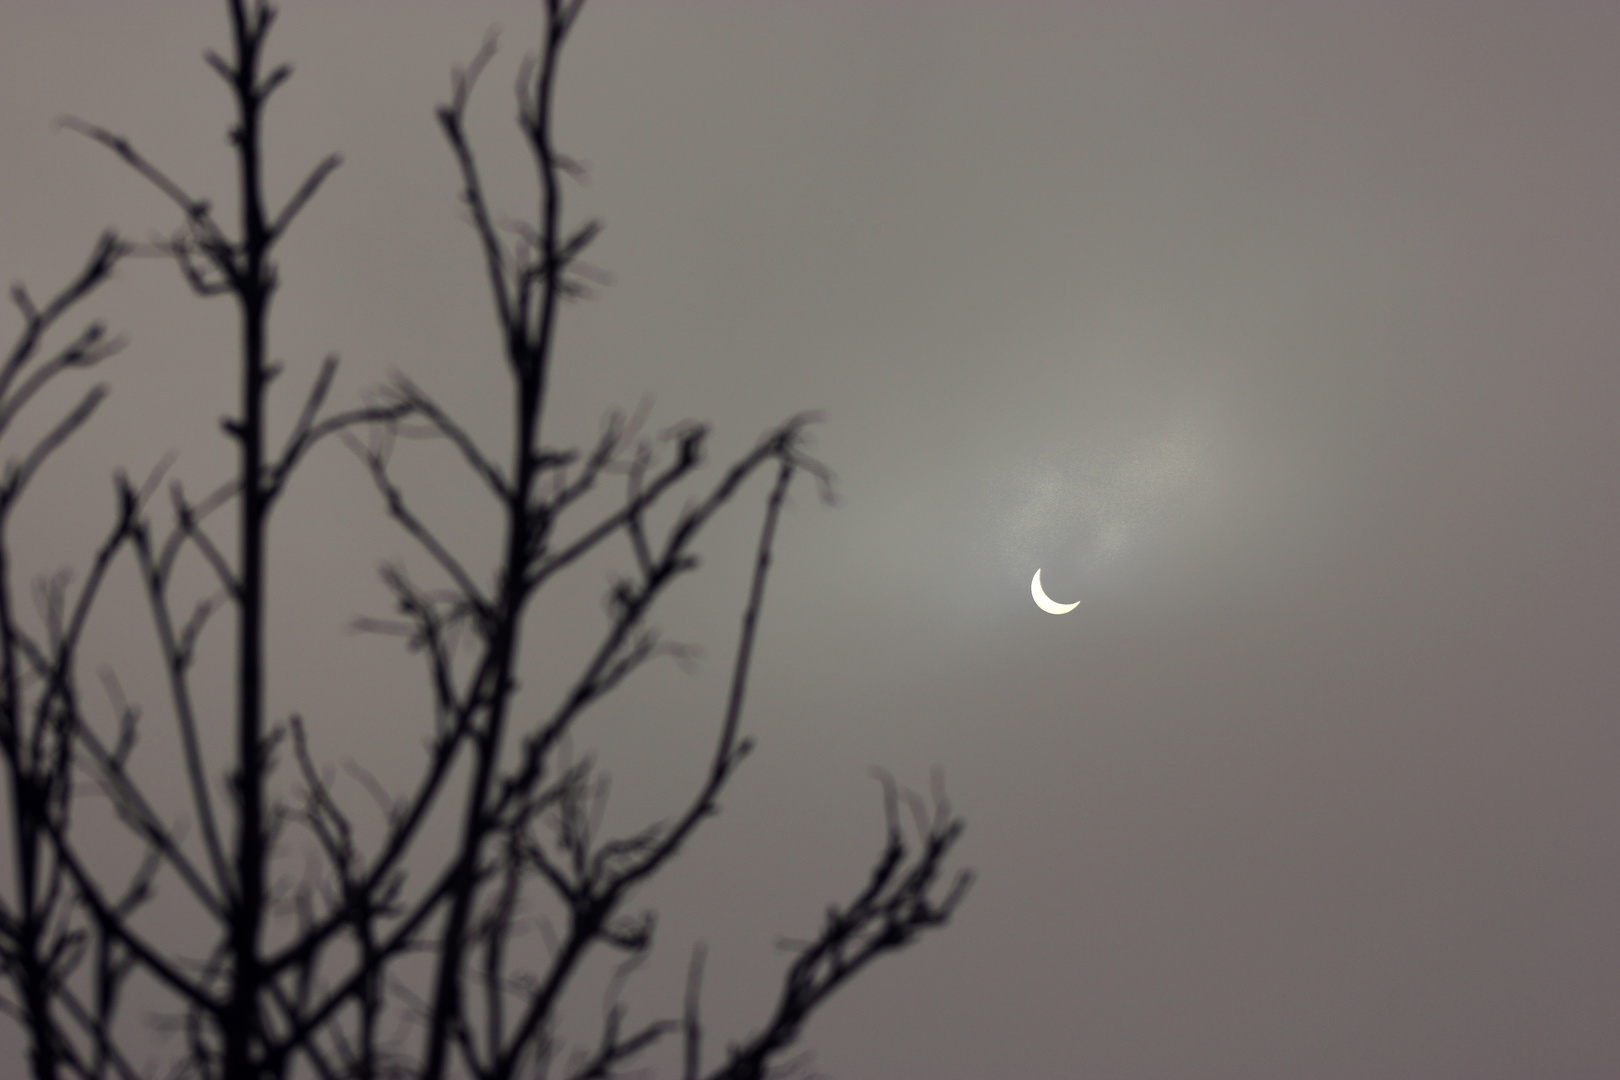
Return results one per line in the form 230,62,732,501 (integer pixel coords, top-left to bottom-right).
55,117,240,296
699,771,972,1080
0,230,127,440
0,230,132,1080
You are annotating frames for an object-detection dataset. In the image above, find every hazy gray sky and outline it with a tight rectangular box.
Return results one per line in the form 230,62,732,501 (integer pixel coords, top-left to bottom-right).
4,3,1620,1078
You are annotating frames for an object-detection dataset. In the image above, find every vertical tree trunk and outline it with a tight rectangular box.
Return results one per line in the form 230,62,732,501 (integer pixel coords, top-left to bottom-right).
224,4,272,1075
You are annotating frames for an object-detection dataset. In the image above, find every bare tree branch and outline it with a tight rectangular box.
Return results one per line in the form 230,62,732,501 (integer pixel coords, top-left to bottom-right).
342,424,495,627
700,772,971,1080
7,6,966,1080
54,118,239,294
386,373,511,503
437,32,512,338
268,153,342,241
0,230,133,1080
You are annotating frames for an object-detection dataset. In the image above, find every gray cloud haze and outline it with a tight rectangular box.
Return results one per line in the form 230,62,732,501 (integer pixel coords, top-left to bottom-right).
3,2,1619,1077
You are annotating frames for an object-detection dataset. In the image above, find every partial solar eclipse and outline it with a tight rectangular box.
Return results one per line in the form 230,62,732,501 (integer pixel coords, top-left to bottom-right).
1031,569,1080,614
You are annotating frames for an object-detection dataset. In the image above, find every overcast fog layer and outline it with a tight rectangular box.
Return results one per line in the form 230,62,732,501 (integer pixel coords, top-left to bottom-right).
4,3,1620,1078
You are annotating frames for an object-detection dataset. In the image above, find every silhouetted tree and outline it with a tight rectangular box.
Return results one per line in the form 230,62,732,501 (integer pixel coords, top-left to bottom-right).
0,3,970,1079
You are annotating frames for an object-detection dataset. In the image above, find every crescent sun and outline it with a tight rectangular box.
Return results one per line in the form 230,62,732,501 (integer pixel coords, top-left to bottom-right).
1031,569,1080,614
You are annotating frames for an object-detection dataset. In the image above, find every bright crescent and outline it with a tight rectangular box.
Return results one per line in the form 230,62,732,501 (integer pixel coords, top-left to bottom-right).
1031,569,1080,614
